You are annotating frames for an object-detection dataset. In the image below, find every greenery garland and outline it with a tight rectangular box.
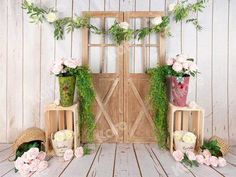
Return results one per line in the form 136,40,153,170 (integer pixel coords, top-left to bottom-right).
22,0,208,44
147,66,169,148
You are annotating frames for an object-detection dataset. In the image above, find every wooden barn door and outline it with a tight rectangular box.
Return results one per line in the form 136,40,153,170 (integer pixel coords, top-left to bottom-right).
82,12,124,143
123,12,165,142
82,11,165,143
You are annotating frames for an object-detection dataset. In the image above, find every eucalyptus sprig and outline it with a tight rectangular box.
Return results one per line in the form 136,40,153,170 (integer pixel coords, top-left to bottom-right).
171,0,207,30
108,22,134,45
22,0,46,23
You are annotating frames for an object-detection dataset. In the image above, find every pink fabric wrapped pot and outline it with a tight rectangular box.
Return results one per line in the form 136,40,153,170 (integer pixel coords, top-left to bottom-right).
169,76,190,107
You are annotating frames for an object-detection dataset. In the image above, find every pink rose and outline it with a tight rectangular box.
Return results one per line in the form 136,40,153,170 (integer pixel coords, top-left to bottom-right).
38,161,48,172
64,59,79,69
172,62,183,72
37,151,46,161
172,150,184,162
218,157,227,167
29,159,40,172
182,62,189,69
202,149,211,158
186,151,196,161
19,164,31,177
21,152,30,163
64,149,73,161
51,64,63,75
75,147,84,158
204,157,211,166
14,157,24,170
55,58,65,65
196,155,204,165
27,148,39,160
210,156,218,167
166,58,174,65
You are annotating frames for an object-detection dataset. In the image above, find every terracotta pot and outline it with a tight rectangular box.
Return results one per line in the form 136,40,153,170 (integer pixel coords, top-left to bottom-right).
168,76,190,107
59,76,76,107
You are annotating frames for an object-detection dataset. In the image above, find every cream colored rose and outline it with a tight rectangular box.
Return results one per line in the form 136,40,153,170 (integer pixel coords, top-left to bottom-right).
119,22,129,30
64,130,73,140
182,132,196,144
168,3,176,12
54,131,65,142
46,12,57,23
174,131,184,141
151,16,162,26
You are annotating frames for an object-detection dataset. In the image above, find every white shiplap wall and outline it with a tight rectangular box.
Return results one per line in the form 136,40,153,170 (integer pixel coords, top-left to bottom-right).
0,0,235,144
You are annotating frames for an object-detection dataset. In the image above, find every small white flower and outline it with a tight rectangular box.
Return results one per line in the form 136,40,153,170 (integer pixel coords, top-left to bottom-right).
151,16,163,26
51,64,63,75
176,54,188,63
119,22,129,30
168,3,176,12
46,12,57,23
189,62,198,72
182,61,189,69
166,58,174,65
172,62,183,72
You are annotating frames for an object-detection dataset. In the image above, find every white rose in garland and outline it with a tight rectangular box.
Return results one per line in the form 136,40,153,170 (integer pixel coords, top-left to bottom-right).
119,22,129,30
151,16,163,26
45,10,58,23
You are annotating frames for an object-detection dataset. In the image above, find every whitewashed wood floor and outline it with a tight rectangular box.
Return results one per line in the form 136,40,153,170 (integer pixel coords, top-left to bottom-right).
1,143,236,177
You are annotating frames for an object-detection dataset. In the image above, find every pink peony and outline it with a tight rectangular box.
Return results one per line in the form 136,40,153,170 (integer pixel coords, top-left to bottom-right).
18,164,31,177
172,150,184,162
75,147,84,158
64,149,73,161
218,157,227,167
51,64,63,75
186,151,196,161
204,157,211,166
21,152,30,163
55,58,65,65
37,151,46,161
29,159,40,172
166,58,174,65
172,62,183,72
27,148,39,160
210,156,218,167
37,161,48,172
196,155,204,165
14,157,25,170
64,59,79,69
202,149,211,159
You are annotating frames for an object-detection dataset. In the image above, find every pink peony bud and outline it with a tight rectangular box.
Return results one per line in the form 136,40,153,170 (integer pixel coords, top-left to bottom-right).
218,157,227,167
172,150,184,162
210,156,218,167
64,149,73,161
75,147,84,158
37,161,48,172
196,154,204,165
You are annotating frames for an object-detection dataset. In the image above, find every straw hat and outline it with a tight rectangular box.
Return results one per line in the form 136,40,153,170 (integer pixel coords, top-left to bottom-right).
12,127,46,153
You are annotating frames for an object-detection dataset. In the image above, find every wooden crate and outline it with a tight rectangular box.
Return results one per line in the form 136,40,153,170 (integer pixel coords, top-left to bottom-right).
44,103,80,154
168,103,204,153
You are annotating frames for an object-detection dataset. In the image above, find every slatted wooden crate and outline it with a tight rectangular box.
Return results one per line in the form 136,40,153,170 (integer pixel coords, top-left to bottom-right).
167,103,204,153
44,103,80,154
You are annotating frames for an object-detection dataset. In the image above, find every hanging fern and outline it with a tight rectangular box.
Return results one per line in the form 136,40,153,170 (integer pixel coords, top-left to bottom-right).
148,66,169,148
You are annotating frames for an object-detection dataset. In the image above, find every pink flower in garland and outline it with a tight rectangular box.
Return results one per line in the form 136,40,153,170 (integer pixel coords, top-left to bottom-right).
210,156,218,167
202,149,211,159
204,157,211,166
29,159,40,172
75,147,84,158
218,157,227,167
172,150,184,162
64,149,73,161
186,151,196,161
196,155,204,165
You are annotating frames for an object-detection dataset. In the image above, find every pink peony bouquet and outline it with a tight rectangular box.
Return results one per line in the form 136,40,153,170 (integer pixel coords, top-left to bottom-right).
50,58,80,76
14,148,48,177
172,149,227,168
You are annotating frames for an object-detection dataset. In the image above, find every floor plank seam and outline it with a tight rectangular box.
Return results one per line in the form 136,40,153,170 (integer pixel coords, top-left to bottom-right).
210,166,226,177
0,146,12,153
2,168,14,177
132,144,143,177
85,144,102,177
59,157,75,177
112,143,117,177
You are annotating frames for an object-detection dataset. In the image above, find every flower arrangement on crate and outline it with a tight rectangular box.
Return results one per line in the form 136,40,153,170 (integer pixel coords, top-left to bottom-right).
22,0,208,44
174,131,197,152
172,139,227,168
51,58,96,142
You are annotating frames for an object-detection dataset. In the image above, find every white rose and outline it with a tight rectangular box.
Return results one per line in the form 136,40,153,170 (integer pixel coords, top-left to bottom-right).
174,131,184,141
54,131,65,142
64,130,73,140
189,62,198,72
166,58,174,65
51,64,63,75
182,61,189,69
46,12,57,23
64,59,80,69
151,16,162,26
168,3,176,12
172,62,183,72
119,22,129,30
176,54,188,63
182,132,196,144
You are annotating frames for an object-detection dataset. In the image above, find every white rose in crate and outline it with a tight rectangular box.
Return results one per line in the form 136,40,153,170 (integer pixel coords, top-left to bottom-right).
54,131,65,142
174,131,196,152
168,3,176,12
119,22,129,30
182,132,196,144
174,131,184,141
151,16,163,26
46,12,58,23
64,130,73,140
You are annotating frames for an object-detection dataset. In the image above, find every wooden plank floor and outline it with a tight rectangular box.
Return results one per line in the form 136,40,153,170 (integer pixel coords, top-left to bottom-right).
1,144,236,177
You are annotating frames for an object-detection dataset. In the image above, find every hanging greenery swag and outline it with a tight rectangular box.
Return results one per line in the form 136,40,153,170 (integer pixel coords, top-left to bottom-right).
22,0,208,44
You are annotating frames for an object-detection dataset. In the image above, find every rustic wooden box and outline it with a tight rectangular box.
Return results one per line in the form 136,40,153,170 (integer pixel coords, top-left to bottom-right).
44,103,80,155
167,103,204,153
